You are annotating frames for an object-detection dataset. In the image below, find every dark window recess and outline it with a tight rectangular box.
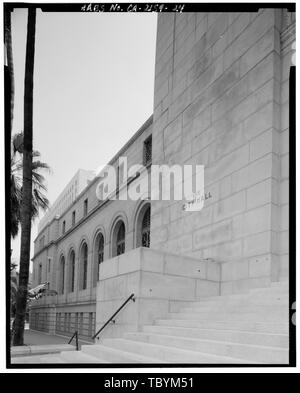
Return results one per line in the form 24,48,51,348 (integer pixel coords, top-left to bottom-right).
142,206,151,248
60,257,65,294
62,221,66,234
116,223,125,256
38,264,42,284
70,251,75,293
72,211,76,226
84,199,88,216
143,135,152,166
97,234,104,282
82,243,88,290
117,163,124,189
98,235,104,266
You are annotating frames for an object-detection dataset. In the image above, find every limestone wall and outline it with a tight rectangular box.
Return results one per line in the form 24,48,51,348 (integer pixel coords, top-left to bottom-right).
151,10,293,289
95,247,221,340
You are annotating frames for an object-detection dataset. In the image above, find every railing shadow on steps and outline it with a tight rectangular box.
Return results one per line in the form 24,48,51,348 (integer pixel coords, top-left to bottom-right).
92,293,135,341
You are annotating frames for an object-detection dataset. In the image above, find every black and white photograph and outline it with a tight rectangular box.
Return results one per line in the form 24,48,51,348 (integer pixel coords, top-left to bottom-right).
2,1,297,375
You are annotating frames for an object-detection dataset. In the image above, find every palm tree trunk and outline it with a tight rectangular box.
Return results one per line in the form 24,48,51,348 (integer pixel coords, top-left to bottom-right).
4,7,14,132
13,7,36,346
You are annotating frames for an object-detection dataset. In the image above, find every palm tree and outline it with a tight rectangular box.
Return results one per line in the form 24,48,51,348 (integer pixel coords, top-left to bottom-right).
4,6,14,132
11,132,50,239
13,7,37,346
10,266,18,317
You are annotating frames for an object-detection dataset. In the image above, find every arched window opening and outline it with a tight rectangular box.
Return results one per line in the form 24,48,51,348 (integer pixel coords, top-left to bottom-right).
135,203,151,248
59,256,65,294
111,219,126,258
141,206,151,248
80,243,88,290
116,223,125,256
93,233,104,287
38,264,42,284
69,250,75,293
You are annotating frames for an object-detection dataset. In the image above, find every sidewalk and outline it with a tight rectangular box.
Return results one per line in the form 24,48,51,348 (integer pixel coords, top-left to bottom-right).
23,329,91,350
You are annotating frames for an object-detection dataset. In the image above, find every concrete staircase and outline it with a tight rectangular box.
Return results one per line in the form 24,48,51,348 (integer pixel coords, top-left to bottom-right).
13,282,289,364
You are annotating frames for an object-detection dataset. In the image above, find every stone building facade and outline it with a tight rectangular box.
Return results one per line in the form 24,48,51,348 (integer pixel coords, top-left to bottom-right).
151,9,293,290
30,10,294,340
31,116,153,338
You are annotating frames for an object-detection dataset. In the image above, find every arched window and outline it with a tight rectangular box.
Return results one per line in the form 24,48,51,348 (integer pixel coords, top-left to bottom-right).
111,219,126,257
93,233,104,287
38,264,42,284
59,256,65,294
69,250,75,293
141,206,151,247
116,223,125,256
135,203,151,248
80,243,88,290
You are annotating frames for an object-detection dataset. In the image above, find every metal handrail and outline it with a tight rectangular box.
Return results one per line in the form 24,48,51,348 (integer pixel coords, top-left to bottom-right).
68,330,79,350
92,293,135,340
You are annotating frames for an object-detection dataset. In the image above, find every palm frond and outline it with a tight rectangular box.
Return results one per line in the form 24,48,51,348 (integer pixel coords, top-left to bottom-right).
32,160,50,172
32,150,41,158
10,132,51,236
12,132,23,154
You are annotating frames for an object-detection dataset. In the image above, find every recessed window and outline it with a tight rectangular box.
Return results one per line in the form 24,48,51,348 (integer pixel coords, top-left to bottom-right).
142,206,151,248
116,223,125,256
80,243,88,290
112,220,126,258
72,211,76,226
117,162,125,190
59,256,65,294
136,203,151,248
84,199,88,217
93,233,104,287
62,220,66,234
69,250,75,293
38,264,42,284
143,135,152,166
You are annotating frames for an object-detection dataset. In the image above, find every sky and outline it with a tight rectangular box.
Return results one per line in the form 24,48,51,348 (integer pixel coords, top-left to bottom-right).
11,8,157,265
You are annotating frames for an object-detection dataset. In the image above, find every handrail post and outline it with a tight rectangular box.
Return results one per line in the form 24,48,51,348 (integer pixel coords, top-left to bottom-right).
68,330,79,350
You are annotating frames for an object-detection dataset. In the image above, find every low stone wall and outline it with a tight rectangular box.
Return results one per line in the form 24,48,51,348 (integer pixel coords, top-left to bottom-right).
219,254,274,295
95,247,221,341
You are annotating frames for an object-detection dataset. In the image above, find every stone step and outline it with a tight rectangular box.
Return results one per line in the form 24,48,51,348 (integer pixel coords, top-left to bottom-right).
11,354,66,364
82,343,164,363
124,332,288,364
191,296,289,308
167,311,289,322
143,325,289,348
182,304,289,314
11,343,74,357
102,338,256,364
155,319,289,334
200,289,289,303
60,350,106,363
39,355,67,364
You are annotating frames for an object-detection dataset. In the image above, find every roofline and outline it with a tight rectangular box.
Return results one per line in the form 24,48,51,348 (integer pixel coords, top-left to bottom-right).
107,114,153,167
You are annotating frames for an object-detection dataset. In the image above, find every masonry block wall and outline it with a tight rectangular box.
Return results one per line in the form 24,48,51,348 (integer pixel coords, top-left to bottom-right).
151,10,294,290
